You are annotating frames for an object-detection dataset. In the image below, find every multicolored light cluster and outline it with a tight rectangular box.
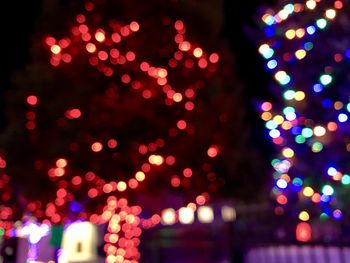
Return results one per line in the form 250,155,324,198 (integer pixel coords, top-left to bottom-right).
257,0,349,241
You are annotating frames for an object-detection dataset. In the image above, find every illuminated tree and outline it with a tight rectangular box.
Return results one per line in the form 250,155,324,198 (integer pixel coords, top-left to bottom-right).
256,0,350,242
2,0,259,260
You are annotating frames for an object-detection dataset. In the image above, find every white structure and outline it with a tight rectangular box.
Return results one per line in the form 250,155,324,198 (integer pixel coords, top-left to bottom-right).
60,221,98,263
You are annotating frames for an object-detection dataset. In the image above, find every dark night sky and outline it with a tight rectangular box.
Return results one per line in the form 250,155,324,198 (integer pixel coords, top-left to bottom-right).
0,0,276,163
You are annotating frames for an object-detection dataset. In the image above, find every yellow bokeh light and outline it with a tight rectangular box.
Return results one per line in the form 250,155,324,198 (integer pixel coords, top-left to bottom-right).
95,30,106,42
193,47,203,58
115,255,124,263
117,181,127,192
299,211,310,221
135,171,145,181
157,68,168,78
325,9,336,19
56,158,68,168
50,44,61,55
303,187,314,197
295,49,306,60
274,71,287,82
314,126,326,136
273,115,284,125
285,29,296,40
282,147,294,158
294,91,305,101
148,154,164,165
173,92,183,102
258,44,270,55
278,10,289,20
262,13,272,23
306,0,316,10
125,214,135,224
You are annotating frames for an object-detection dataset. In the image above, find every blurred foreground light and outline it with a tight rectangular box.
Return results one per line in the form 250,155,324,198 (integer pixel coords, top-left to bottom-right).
197,206,214,223
296,222,312,242
161,208,176,225
179,207,194,224
19,222,50,244
221,206,236,222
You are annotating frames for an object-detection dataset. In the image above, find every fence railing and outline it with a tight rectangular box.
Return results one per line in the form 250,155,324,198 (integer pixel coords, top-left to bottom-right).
245,245,350,263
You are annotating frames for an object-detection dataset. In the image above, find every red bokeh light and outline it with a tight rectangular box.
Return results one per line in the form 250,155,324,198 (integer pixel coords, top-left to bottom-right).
183,168,192,178
27,95,38,106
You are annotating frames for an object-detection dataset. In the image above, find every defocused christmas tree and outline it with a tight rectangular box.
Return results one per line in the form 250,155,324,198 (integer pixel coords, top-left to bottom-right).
1,0,262,260
256,0,350,242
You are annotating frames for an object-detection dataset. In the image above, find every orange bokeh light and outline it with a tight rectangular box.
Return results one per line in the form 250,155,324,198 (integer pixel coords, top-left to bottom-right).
130,21,140,32
207,145,219,158
54,168,65,177
86,43,96,53
173,93,183,102
56,158,68,168
91,142,103,152
327,122,338,131
179,41,191,51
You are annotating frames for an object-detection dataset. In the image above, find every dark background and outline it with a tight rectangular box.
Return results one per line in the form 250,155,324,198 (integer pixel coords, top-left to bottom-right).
0,0,276,183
